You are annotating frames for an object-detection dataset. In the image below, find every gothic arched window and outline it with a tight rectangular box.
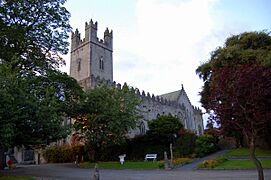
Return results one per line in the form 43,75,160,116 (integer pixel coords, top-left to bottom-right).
140,122,146,135
77,58,81,71
99,56,104,70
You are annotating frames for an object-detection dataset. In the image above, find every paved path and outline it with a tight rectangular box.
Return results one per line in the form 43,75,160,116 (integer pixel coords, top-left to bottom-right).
175,149,229,170
1,163,271,180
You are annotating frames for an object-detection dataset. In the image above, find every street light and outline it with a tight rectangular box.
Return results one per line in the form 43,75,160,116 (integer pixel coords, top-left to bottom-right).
170,133,177,168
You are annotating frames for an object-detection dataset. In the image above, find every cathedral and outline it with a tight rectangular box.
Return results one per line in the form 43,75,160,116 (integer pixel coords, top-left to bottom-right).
70,19,204,136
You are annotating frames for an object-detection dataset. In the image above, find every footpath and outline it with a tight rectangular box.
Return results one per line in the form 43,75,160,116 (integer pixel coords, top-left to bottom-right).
174,149,229,170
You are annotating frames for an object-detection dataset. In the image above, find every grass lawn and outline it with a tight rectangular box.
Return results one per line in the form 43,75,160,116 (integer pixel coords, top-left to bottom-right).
0,177,34,180
80,161,160,170
214,160,271,169
198,148,271,169
224,148,271,157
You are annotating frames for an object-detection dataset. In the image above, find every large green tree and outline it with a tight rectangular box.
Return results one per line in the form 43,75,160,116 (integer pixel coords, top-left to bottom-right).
0,0,71,72
147,115,183,145
73,84,140,161
0,0,83,168
196,31,271,180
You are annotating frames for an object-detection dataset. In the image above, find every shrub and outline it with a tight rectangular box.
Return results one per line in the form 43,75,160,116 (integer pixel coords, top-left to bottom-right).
158,160,165,169
43,145,84,163
195,134,218,157
157,158,191,169
127,135,168,161
121,116,185,161
198,159,218,168
99,142,128,161
197,157,227,168
175,129,197,157
125,135,150,160
172,157,191,166
43,146,60,163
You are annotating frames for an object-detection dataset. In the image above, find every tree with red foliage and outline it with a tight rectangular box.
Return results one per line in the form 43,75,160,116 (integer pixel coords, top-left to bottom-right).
197,31,271,180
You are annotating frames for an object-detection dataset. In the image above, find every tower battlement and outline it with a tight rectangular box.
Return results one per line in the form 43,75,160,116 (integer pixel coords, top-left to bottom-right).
70,19,113,84
71,19,113,52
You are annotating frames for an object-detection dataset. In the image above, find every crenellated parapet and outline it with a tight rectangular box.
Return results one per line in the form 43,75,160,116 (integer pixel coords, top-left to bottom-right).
193,106,203,115
89,74,200,110
71,19,113,52
134,89,176,107
71,28,81,51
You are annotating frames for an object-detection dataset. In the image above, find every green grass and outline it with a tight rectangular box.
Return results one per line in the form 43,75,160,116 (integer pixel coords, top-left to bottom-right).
198,148,271,169
224,148,271,157
214,160,271,169
0,177,34,180
80,161,160,169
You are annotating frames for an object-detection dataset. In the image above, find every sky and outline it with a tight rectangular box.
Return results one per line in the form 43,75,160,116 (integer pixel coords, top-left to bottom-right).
60,0,271,125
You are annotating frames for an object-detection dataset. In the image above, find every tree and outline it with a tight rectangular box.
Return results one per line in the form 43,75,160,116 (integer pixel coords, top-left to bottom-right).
0,0,83,168
0,0,71,73
195,134,218,157
147,115,183,145
0,66,82,146
175,128,197,157
73,84,140,161
196,31,271,180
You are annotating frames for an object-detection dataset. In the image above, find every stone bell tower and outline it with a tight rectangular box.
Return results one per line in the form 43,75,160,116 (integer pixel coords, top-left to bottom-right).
70,19,113,90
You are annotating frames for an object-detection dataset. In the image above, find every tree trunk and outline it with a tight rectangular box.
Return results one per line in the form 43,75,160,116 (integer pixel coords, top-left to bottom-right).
249,136,264,180
88,149,95,162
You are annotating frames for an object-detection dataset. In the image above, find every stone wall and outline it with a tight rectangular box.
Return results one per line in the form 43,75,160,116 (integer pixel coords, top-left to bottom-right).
87,75,203,137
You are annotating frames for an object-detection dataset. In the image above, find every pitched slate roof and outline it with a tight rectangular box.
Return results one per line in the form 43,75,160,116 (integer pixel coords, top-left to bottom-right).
159,85,192,106
159,90,181,102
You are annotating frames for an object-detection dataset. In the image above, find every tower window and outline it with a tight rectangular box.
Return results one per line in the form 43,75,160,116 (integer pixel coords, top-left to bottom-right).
99,57,104,70
140,122,146,135
77,58,81,71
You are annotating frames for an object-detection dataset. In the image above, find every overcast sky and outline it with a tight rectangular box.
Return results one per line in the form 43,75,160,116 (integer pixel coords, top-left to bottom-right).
60,0,271,117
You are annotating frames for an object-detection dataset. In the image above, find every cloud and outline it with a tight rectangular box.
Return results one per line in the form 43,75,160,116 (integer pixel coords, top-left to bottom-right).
114,0,220,108
135,0,216,64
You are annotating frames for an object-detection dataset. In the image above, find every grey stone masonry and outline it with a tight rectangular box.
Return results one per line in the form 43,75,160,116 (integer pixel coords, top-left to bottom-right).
69,19,204,137
70,19,113,90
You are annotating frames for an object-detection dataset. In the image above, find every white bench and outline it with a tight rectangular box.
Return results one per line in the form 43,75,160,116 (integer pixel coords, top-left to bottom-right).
145,154,157,161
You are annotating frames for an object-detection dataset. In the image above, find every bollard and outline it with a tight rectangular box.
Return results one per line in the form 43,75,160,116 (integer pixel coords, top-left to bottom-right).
170,143,173,168
75,155,78,165
93,163,100,180
164,151,170,170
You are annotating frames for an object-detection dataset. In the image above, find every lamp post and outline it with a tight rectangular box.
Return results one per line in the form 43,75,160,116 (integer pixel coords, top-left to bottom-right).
170,143,173,168
170,133,177,168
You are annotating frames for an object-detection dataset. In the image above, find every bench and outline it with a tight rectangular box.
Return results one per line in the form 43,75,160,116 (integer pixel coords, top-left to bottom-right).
144,154,157,161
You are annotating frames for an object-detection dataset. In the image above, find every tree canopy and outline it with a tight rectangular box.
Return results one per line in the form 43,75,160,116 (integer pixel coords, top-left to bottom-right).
196,31,271,180
147,115,183,144
73,84,140,161
0,0,71,73
0,0,83,150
